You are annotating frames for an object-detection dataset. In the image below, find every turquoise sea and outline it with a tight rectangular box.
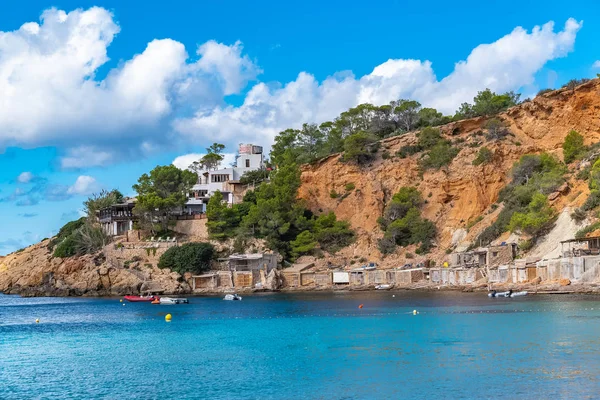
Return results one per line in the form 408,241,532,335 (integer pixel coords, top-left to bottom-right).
2,291,600,399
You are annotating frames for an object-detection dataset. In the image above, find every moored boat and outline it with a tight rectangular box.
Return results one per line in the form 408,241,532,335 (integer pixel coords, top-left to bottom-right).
224,294,242,301
488,290,528,298
375,284,391,290
124,295,159,302
159,297,189,305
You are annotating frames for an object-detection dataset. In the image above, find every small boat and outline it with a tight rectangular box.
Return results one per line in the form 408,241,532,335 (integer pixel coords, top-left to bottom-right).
159,297,189,305
124,295,158,302
488,290,528,298
375,284,391,290
224,294,242,301
508,291,528,297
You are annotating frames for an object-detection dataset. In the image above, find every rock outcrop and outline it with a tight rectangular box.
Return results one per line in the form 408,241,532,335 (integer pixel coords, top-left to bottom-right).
0,240,190,297
298,80,600,266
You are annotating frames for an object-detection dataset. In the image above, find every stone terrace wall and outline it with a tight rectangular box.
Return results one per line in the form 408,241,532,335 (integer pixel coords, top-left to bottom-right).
173,220,209,239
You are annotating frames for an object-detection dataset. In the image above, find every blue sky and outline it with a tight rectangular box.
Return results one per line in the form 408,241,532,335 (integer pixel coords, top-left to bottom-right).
0,0,598,255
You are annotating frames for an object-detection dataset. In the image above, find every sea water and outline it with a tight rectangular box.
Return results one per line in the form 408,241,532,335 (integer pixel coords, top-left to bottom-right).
2,291,600,399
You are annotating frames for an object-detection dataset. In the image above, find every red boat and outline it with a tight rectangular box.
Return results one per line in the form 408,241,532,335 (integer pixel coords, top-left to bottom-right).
123,295,159,302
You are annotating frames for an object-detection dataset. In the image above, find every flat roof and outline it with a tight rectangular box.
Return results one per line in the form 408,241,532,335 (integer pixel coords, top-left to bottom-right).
561,236,600,244
285,262,314,273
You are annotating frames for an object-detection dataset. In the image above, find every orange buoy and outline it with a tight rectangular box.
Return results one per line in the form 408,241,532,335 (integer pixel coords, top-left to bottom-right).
151,299,160,305
358,304,364,309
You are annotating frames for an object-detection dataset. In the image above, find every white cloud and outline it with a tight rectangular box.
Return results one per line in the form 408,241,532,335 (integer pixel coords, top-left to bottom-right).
174,19,582,147
0,9,583,167
593,60,600,69
67,175,100,196
172,153,237,170
0,7,260,167
17,171,33,183
60,146,116,169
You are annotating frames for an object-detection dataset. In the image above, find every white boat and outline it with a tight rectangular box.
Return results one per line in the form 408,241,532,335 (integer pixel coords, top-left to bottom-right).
224,294,242,301
488,291,528,298
508,291,528,297
159,297,189,305
375,284,391,290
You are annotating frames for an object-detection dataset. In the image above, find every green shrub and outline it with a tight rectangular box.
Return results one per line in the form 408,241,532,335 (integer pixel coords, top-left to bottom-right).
405,252,414,259
330,190,339,199
396,145,422,158
472,147,493,166
581,190,600,211
419,141,459,170
158,242,215,275
344,183,355,191
53,234,78,258
571,208,587,222
563,130,586,164
313,212,355,253
518,239,534,251
508,193,555,235
382,150,391,160
290,231,317,258
378,187,436,254
239,169,270,185
48,217,86,251
417,127,442,148
342,131,379,165
484,118,510,140
576,222,600,239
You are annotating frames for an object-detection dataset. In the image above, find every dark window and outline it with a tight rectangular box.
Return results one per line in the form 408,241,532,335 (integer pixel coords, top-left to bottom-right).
211,174,230,183
492,252,498,257
245,159,250,168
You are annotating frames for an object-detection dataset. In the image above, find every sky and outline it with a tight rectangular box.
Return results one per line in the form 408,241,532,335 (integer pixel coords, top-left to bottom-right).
0,0,599,255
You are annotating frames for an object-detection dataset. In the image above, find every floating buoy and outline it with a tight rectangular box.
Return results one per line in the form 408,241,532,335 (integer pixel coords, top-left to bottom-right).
120,299,123,303
35,319,39,323
413,310,418,315
358,304,364,309
165,313,172,322
122,303,125,306
392,295,395,298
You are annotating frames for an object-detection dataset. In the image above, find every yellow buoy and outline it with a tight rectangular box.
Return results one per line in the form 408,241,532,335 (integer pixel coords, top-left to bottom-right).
35,318,39,323
120,299,123,303
413,310,418,315
165,313,172,322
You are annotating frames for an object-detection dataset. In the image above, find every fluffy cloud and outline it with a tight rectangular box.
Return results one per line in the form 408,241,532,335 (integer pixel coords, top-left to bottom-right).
174,19,582,147
593,60,600,69
0,8,583,167
67,175,101,196
17,172,33,183
0,7,260,167
172,153,237,170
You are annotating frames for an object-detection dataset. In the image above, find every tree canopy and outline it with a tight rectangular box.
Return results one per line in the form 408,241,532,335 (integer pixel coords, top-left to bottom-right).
133,165,197,233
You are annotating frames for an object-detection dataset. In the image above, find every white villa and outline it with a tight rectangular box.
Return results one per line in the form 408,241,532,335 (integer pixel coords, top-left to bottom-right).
185,144,265,214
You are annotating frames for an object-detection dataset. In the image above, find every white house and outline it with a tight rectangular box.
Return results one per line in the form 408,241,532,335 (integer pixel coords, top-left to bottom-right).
185,144,265,214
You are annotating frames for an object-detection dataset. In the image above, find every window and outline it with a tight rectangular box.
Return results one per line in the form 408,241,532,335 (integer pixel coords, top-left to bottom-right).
245,159,250,168
492,252,498,257
211,174,230,183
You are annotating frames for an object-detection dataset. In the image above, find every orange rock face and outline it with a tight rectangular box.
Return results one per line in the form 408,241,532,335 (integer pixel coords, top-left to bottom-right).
298,80,600,265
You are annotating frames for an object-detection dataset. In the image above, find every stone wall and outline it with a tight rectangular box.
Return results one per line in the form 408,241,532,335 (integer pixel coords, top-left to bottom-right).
488,245,514,268
173,219,209,239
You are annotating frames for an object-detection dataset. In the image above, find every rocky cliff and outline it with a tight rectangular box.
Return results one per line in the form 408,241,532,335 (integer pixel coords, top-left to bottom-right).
0,240,190,297
298,80,600,266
